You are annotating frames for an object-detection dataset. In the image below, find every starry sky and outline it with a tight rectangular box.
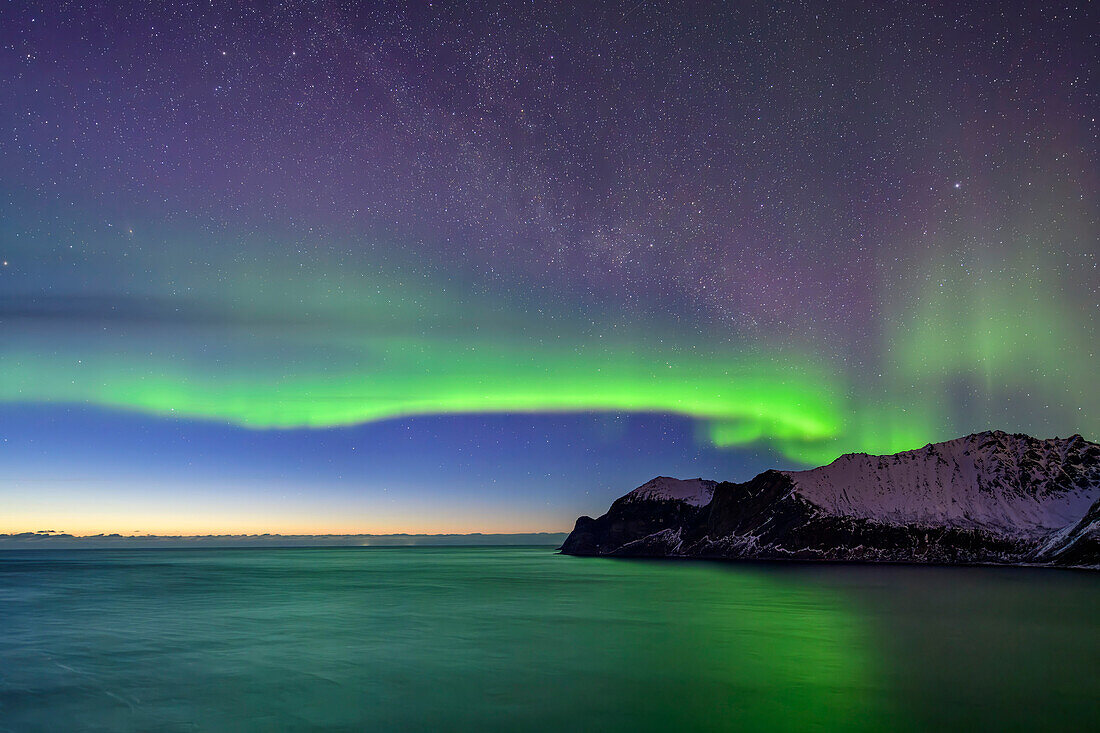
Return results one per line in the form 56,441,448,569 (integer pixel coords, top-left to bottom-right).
1,1,1096,535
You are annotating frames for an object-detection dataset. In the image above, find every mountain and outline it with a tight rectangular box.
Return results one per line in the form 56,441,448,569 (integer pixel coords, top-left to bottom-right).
560,431,1100,568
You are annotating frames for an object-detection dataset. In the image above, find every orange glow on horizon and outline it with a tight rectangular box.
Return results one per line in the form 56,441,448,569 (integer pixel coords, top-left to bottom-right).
1,479,574,538
0,518,569,537
0,506,569,537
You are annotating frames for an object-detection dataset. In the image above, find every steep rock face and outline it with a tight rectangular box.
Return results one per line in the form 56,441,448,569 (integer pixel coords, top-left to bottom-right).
558,478,715,556
560,432,1100,568
1034,495,1100,567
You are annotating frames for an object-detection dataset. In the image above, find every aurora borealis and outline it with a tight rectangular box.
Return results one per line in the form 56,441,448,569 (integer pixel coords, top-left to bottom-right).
1,1,1095,534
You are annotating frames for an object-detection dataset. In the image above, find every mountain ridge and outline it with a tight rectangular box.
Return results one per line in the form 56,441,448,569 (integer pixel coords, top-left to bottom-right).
560,431,1100,568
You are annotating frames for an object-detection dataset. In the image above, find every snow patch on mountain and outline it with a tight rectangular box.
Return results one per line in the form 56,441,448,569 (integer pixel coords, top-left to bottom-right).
621,477,718,507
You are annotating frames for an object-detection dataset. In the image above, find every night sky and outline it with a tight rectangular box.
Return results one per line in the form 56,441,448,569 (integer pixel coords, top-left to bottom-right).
1,2,1096,534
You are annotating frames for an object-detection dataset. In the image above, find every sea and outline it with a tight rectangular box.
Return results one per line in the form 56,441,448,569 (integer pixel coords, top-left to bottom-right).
1,546,1097,732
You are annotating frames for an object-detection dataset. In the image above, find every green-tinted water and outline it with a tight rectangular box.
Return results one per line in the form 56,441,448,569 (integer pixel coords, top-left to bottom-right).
0,547,1096,731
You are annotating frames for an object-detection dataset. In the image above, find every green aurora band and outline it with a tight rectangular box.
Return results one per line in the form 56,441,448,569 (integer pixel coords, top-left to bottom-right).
3,332,847,463
1,199,1094,466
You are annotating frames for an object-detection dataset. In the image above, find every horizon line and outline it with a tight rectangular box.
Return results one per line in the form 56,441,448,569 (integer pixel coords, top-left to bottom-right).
2,530,570,539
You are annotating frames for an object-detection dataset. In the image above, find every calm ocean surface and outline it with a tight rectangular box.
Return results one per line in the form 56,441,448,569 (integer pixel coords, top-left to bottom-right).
1,547,1097,732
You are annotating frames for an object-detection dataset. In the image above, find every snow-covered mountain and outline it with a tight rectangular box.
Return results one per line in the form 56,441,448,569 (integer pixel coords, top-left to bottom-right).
560,431,1100,568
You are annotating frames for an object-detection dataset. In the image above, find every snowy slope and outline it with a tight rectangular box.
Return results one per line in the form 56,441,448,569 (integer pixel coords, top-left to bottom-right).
783,431,1100,537
619,477,718,507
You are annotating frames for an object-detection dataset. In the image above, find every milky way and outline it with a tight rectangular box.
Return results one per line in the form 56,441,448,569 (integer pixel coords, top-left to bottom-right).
1,2,1095,532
